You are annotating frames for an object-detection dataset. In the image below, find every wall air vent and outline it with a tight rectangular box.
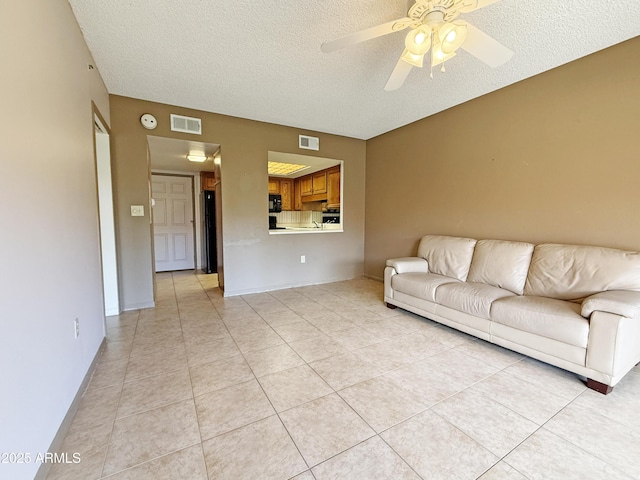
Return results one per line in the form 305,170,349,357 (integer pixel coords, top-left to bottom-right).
299,135,319,151
170,114,202,135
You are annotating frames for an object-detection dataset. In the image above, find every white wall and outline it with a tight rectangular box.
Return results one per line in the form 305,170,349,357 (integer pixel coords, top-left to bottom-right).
0,1,110,479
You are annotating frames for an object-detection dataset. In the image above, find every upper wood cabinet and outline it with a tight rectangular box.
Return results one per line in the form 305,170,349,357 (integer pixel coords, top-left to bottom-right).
201,172,216,191
280,179,293,211
312,171,327,195
294,179,302,211
326,166,340,209
300,171,327,198
268,178,280,194
268,177,294,210
271,165,340,210
300,175,313,196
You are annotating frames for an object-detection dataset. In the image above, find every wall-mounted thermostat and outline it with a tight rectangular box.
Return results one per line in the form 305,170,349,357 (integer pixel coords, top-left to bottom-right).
140,114,157,130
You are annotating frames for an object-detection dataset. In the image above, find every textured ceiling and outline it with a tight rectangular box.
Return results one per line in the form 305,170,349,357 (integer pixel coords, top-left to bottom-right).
69,0,640,140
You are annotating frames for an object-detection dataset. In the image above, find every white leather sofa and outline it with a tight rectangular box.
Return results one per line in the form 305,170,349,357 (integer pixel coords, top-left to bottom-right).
384,235,640,394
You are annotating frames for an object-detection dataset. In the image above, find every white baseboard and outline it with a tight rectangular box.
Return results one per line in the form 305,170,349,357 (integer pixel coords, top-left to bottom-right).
222,275,366,297
364,273,383,282
122,301,154,311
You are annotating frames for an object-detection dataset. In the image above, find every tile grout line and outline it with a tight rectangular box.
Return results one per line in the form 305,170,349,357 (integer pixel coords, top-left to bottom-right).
174,271,213,480
98,272,202,478
227,291,314,476
98,306,142,479
229,286,391,476
274,289,382,474
200,289,317,476
528,392,636,480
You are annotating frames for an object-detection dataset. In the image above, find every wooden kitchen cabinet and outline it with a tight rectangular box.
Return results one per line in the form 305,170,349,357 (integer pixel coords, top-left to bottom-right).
268,177,280,194
300,171,327,198
326,166,340,209
300,175,313,196
280,179,293,210
294,178,302,210
312,171,327,195
299,167,341,203
271,166,339,210
201,172,216,191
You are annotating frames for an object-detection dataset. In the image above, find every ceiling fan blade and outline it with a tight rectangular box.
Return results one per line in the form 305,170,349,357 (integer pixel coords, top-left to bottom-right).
460,21,513,67
384,57,413,91
321,17,412,53
459,0,502,13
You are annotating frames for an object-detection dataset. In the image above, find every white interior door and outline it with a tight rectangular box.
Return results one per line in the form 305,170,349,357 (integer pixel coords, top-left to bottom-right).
152,175,195,272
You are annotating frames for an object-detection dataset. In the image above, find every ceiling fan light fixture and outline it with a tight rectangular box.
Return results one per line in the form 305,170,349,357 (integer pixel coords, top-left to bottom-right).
439,22,467,54
401,49,425,68
404,27,431,56
430,43,457,67
321,0,513,91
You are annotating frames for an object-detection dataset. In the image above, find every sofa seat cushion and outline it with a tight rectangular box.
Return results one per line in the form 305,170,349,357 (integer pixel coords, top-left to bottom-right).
391,272,459,302
491,296,589,348
435,282,515,319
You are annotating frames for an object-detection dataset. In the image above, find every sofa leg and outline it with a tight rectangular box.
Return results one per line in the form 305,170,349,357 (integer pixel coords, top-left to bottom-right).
586,378,613,395
386,303,397,309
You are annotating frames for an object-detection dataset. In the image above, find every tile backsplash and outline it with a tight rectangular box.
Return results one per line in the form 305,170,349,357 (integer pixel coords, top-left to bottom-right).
275,210,322,225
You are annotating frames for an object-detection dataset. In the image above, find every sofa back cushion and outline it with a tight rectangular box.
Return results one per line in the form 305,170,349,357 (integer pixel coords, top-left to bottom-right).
417,235,477,281
524,243,640,300
467,240,534,294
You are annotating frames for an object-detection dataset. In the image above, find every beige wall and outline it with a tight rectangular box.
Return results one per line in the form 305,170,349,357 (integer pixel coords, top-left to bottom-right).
364,36,640,279
110,96,366,306
0,1,110,478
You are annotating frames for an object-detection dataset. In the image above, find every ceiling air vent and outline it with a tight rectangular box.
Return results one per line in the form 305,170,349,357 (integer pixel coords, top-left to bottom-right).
170,114,202,135
299,135,319,151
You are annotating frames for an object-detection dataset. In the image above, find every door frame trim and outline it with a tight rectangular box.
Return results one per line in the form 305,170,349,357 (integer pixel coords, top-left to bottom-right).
92,104,120,317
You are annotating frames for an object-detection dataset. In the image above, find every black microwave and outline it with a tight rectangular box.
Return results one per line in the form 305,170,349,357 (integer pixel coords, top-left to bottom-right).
268,194,282,213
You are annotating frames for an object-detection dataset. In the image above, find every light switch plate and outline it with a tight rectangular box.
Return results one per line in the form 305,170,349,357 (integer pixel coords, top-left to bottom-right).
131,205,144,217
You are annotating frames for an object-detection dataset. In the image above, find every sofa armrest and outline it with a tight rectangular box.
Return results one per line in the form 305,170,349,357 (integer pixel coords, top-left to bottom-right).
385,257,429,274
586,311,640,385
581,290,640,319
384,258,428,301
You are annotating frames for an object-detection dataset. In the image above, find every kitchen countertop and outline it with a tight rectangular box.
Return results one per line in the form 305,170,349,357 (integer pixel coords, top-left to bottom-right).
269,223,342,234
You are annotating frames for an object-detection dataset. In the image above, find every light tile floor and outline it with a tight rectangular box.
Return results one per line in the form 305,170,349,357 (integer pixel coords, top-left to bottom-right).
47,272,640,480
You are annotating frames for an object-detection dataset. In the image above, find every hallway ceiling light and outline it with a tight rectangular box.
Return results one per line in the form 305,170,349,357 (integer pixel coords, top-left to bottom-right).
187,154,208,162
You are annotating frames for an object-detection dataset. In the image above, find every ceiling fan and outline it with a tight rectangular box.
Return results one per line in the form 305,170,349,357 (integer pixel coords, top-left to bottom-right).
321,0,514,91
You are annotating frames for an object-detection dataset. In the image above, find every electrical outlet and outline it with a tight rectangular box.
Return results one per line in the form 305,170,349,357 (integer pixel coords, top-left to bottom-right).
300,255,306,264
74,318,80,339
